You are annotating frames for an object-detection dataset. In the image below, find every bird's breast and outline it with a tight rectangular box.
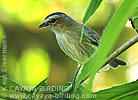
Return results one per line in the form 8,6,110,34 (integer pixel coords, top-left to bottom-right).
55,33,97,64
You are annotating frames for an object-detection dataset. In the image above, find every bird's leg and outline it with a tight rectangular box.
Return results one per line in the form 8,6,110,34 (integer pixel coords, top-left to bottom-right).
72,64,82,88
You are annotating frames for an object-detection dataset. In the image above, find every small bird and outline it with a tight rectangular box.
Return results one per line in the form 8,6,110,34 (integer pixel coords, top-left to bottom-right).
39,12,127,84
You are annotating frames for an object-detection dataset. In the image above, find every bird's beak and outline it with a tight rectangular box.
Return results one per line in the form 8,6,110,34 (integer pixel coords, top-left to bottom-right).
39,19,49,28
39,22,46,28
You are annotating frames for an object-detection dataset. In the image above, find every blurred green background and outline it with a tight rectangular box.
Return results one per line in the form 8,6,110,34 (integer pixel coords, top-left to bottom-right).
0,0,138,93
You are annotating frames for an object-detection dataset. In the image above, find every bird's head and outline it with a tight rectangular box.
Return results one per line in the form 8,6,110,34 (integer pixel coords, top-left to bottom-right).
39,12,75,30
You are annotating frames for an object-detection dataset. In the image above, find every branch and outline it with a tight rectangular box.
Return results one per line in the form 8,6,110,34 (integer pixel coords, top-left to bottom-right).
104,34,138,66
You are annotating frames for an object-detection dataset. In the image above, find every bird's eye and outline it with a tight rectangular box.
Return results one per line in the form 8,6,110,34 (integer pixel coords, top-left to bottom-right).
50,18,56,23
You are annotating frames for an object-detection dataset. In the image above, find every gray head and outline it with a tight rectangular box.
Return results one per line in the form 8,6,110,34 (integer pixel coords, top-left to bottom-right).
39,12,74,29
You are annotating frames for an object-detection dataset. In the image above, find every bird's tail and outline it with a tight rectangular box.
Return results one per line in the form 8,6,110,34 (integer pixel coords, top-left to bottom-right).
109,58,127,68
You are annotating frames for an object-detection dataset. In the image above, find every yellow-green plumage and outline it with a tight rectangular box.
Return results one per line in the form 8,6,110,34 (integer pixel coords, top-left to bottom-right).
55,25,98,64
39,12,126,68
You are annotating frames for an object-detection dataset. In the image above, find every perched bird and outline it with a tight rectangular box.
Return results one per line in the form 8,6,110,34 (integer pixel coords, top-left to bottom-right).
39,12,126,84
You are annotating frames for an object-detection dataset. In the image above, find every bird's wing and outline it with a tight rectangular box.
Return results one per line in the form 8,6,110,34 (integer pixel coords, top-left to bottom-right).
84,26,100,46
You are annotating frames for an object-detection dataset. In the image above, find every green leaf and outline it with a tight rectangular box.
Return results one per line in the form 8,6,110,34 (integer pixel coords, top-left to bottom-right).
80,0,102,43
80,25,84,43
82,0,102,24
133,17,138,32
75,84,85,94
131,7,138,32
75,0,138,96
53,82,72,94
131,7,138,20
0,76,29,95
93,80,138,100
30,78,48,94
118,93,138,100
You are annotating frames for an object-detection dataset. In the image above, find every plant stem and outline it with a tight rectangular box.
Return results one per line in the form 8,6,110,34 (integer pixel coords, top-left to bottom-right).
104,34,138,66
59,33,138,95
